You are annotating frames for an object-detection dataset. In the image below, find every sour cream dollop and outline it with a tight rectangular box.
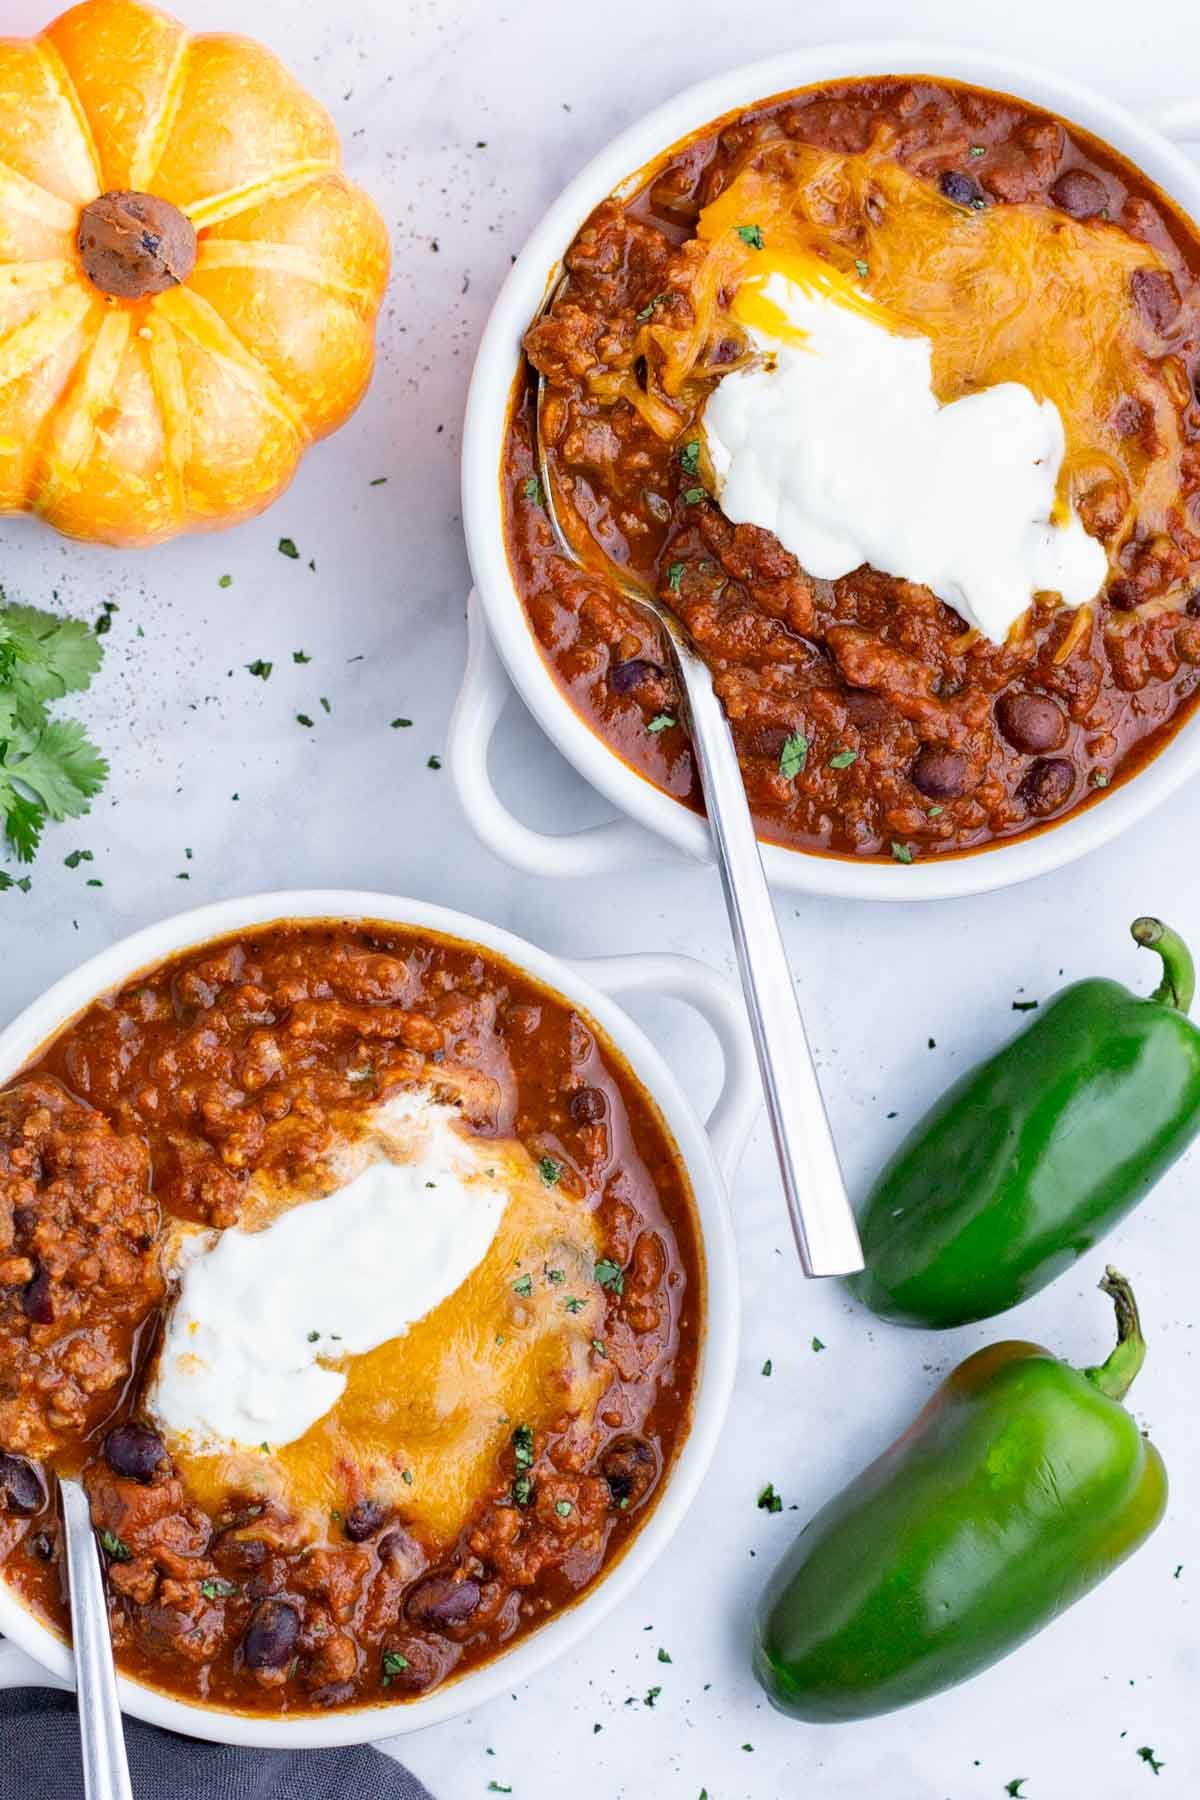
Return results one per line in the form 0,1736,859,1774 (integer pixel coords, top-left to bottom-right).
701,267,1108,643
148,1093,507,1452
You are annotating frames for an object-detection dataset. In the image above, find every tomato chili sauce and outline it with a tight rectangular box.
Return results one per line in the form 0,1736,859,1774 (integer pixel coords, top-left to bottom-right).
0,921,703,1714
504,76,1200,862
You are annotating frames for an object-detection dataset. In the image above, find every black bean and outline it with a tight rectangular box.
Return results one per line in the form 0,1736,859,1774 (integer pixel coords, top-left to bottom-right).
608,657,661,694
1131,268,1181,334
343,1500,386,1542
569,1087,606,1125
243,1599,300,1670
22,1267,53,1324
0,1453,45,1515
1019,757,1076,817
995,692,1067,755
104,1423,168,1484
406,1574,481,1630
1050,168,1109,220
939,169,985,208
911,747,972,800
600,1435,658,1507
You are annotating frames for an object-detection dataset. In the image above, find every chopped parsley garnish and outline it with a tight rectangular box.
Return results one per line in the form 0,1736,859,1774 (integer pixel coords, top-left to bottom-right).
278,537,299,559
246,659,272,680
564,1296,584,1314
63,848,93,868
591,1338,608,1358
98,1530,131,1562
636,294,667,322
538,1156,562,1186
1012,999,1039,1012
554,1499,573,1518
306,1330,320,1343
295,713,314,728
1004,1783,1027,1798
667,561,684,592
487,1786,513,1795
779,733,808,780
757,1483,783,1514
381,1650,409,1686
970,144,987,157
854,258,869,279
644,1685,662,1707
512,1272,533,1298
891,841,914,864
811,1335,826,1352
200,1578,238,1599
545,1266,565,1284
679,440,701,477
681,486,707,505
94,601,118,636
0,601,108,867
512,1474,534,1508
828,749,857,769
370,476,388,486
512,1424,535,1470
657,1647,672,1663
522,475,546,507
1092,770,1109,787
1137,1748,1164,1776
927,804,945,817
594,1258,624,1294
737,223,764,249
218,574,232,589
293,649,311,663
402,1468,414,1485
390,717,412,729
427,754,442,770
761,1358,772,1377
646,714,675,734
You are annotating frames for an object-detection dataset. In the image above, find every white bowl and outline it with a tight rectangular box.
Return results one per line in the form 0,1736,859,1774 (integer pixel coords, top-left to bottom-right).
0,889,757,1748
457,45,1200,901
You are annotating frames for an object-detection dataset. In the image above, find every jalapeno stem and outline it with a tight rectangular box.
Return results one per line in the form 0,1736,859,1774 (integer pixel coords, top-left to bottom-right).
1131,916,1195,1014
1084,1267,1147,1403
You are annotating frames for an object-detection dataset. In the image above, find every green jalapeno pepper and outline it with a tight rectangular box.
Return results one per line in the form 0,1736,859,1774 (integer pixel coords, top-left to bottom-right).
850,917,1200,1329
754,1271,1166,1722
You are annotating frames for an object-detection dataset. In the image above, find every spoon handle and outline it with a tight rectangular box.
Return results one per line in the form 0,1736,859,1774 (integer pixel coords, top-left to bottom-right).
59,1477,134,1800
672,641,865,1277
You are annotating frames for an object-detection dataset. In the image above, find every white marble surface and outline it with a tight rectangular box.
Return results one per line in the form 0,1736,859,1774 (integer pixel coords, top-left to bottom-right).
2,0,1199,1794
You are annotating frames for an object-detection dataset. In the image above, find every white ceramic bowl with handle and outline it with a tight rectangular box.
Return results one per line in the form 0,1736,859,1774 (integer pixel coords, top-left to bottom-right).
454,46,1200,901
0,889,757,1748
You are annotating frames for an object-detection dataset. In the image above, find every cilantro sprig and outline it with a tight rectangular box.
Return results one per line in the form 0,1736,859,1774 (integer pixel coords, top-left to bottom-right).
0,602,108,865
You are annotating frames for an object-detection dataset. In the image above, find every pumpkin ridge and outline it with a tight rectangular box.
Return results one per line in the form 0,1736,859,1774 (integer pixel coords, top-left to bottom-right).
34,37,103,200
143,312,189,524
185,161,335,233
195,238,374,307
0,160,79,234
0,285,92,394
129,28,193,193
38,307,132,491
154,283,308,440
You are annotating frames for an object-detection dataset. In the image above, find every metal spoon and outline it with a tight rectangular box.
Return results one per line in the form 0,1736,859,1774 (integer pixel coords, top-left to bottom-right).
535,362,864,1277
59,1475,134,1800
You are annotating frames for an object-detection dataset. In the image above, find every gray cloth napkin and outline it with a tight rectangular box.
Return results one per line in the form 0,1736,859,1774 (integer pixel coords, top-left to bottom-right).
0,1687,434,1799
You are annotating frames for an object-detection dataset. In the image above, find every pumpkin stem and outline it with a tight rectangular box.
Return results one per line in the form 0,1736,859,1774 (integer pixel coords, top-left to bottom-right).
78,191,197,299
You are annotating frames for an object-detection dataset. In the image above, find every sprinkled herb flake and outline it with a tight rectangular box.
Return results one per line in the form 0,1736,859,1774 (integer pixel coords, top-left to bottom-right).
679,439,701,477
538,1156,562,1186
63,849,93,869
779,733,809,779
512,1473,534,1508
594,1258,624,1294
657,1646,672,1663
646,714,675,734
512,1424,535,1470
891,841,914,864
370,476,389,486
522,475,546,507
200,1578,238,1599
591,1338,608,1359
811,1335,826,1353
757,1483,783,1514
296,713,314,728
218,574,232,589
381,1650,409,1686
1012,999,1039,1012
1137,1748,1164,1776
667,561,684,592
554,1499,574,1518
99,1530,131,1562
1004,1783,1027,1797
737,223,764,249
681,486,707,505
390,717,412,729
828,749,857,769
487,1786,513,1795
636,293,667,322
970,144,987,157
293,649,311,663
644,1685,662,1708
427,754,442,770
854,258,869,280
512,1273,533,1299
1092,770,1110,788
278,537,299,559
761,1358,772,1377
564,1296,585,1314
246,659,272,680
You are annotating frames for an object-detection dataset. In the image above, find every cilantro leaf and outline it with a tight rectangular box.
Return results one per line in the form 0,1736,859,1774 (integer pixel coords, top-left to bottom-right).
0,601,108,870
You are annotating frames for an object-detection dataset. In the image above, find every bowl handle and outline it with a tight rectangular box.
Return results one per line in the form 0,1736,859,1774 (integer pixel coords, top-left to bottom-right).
0,1637,68,1693
1145,99,1200,141
566,952,759,1186
449,591,677,878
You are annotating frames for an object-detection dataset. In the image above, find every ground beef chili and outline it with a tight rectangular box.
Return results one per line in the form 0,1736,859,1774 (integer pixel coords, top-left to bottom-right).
0,922,701,1713
505,77,1200,860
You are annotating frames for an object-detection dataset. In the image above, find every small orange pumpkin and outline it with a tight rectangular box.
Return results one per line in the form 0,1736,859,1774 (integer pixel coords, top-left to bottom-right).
0,0,389,546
